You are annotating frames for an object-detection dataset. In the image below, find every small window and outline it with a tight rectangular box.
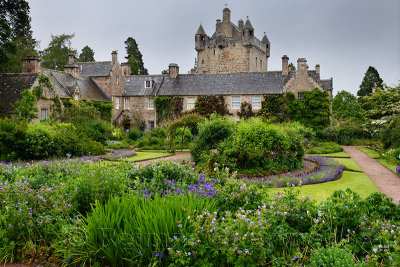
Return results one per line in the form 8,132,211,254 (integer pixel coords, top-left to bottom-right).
148,97,154,109
232,96,241,110
40,109,48,121
252,96,261,109
260,60,262,67
115,97,120,109
124,97,130,110
74,94,79,101
116,76,119,85
297,92,303,100
147,120,155,131
187,96,196,110
145,80,151,88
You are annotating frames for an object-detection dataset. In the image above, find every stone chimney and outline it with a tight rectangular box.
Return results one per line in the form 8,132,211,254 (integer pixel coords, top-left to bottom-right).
297,58,308,76
169,63,179,79
238,19,244,29
112,51,118,64
216,19,221,30
315,64,320,76
68,54,75,65
282,55,289,76
22,56,40,73
223,8,231,23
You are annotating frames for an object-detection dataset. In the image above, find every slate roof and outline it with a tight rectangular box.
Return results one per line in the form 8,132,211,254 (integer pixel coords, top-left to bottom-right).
47,70,111,101
0,73,38,113
124,72,290,97
75,61,113,76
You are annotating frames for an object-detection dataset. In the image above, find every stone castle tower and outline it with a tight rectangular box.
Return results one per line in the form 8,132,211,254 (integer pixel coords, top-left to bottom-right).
195,8,270,74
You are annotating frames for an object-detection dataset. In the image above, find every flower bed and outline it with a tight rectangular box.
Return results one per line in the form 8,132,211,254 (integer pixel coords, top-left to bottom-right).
257,156,344,188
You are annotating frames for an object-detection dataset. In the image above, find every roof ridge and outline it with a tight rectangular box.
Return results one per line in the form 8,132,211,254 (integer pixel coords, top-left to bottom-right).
75,61,111,64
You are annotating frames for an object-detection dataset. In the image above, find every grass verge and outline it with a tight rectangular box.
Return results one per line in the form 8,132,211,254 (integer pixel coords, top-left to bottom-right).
307,151,350,158
120,151,174,162
333,158,363,172
268,171,379,203
378,159,400,176
357,146,380,159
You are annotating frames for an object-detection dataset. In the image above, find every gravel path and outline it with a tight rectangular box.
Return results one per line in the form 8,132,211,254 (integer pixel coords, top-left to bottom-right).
342,146,400,204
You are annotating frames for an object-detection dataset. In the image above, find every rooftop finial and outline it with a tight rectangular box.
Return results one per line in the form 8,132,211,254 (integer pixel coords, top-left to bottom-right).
225,3,227,7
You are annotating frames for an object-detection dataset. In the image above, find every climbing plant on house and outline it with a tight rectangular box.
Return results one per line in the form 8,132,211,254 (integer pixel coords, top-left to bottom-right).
154,96,183,125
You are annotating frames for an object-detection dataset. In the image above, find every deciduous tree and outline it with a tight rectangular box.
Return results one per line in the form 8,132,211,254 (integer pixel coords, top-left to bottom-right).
332,90,365,121
40,34,77,70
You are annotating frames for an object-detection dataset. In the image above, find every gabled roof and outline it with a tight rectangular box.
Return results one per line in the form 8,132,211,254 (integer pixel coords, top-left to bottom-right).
44,70,111,101
123,75,163,96
0,73,38,113
75,61,113,76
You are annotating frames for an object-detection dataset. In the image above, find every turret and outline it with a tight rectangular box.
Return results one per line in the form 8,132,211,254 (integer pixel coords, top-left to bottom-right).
195,24,207,52
243,18,254,37
222,8,231,23
262,32,270,58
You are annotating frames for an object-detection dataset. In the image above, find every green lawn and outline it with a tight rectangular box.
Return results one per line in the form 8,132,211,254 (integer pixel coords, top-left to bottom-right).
357,146,380,159
119,151,174,162
333,158,363,172
378,159,400,176
307,151,350,158
268,171,379,203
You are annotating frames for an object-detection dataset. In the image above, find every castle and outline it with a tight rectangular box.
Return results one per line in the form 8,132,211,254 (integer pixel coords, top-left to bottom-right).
0,8,333,131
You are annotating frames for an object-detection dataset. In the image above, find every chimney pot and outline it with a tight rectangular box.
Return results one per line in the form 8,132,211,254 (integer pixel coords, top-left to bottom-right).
315,64,320,75
68,54,75,65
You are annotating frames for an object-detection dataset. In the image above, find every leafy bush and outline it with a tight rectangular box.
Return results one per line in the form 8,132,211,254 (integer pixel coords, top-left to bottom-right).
309,247,358,267
127,127,144,141
190,114,236,164
381,148,400,165
217,119,304,174
25,123,56,159
106,140,130,149
0,118,27,161
84,193,216,266
135,127,168,150
380,115,400,149
173,127,192,149
81,120,113,145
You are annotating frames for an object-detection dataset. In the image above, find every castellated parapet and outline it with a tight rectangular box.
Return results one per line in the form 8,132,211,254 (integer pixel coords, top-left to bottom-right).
195,8,270,74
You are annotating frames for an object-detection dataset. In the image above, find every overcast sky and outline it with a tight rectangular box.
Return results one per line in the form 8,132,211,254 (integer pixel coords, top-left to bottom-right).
28,0,399,96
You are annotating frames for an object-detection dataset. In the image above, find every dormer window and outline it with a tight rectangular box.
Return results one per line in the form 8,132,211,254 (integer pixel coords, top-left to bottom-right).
145,80,152,88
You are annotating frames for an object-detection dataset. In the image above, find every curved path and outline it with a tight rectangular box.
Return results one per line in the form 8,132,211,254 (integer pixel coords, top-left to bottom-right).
342,146,400,204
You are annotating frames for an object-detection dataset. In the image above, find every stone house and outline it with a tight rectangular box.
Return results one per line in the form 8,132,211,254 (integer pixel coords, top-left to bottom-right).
0,7,333,130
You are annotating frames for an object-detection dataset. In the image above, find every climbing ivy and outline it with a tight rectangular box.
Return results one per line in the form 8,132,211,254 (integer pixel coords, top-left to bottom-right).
193,95,229,117
237,102,255,119
86,100,114,121
154,96,183,125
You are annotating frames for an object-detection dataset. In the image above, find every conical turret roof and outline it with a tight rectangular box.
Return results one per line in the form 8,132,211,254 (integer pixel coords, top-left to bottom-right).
244,18,254,29
196,24,206,35
262,33,270,43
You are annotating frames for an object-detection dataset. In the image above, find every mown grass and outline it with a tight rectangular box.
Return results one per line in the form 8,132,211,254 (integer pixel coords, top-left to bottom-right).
334,158,363,172
268,171,379,203
119,151,174,162
357,146,380,159
307,151,350,158
378,159,400,176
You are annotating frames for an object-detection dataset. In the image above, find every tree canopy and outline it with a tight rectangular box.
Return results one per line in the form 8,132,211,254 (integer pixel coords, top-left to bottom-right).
124,37,148,75
12,89,38,121
40,34,77,70
78,45,95,62
357,66,383,97
332,90,365,121
0,0,37,73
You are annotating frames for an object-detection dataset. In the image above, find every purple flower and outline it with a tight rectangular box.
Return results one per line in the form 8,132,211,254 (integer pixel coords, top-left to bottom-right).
373,248,378,253
396,166,400,175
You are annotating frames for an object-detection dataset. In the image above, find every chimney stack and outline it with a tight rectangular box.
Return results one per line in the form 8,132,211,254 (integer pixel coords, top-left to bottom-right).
238,19,244,29
112,51,118,64
22,56,40,73
216,19,221,30
169,63,179,79
282,55,289,76
68,54,75,65
223,8,231,23
315,64,320,76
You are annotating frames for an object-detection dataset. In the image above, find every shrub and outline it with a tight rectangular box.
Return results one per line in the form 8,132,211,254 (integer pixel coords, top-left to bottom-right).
25,123,56,159
309,247,358,267
380,115,400,149
218,118,304,173
307,141,343,154
81,120,113,145
106,140,131,149
173,127,192,149
190,114,236,164
127,127,144,141
0,118,27,161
